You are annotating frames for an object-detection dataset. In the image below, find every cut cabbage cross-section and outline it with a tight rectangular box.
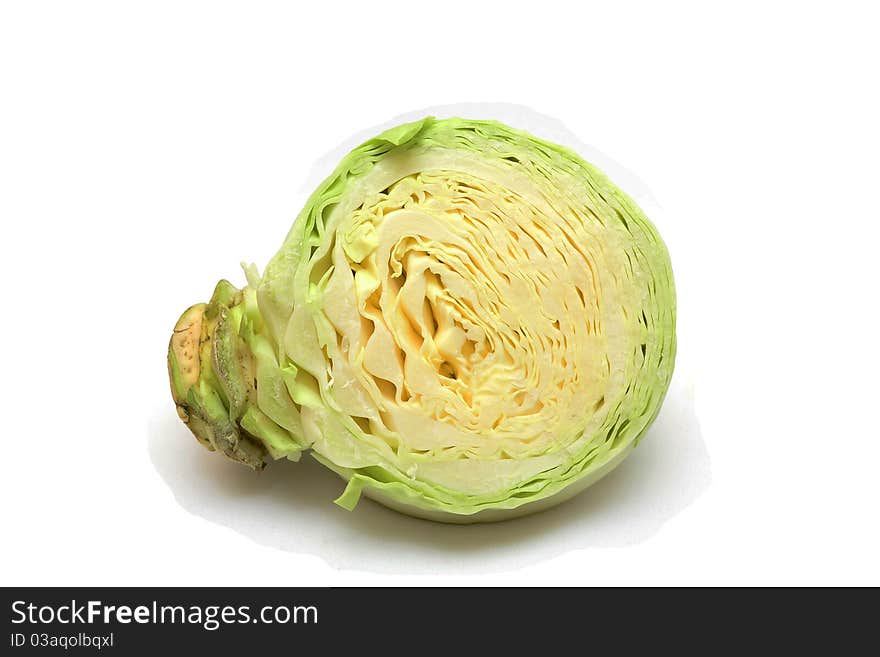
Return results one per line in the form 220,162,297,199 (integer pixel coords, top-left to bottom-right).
167,117,676,522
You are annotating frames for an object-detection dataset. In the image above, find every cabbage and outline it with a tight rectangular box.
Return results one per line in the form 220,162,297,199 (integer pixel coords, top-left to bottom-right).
168,117,676,522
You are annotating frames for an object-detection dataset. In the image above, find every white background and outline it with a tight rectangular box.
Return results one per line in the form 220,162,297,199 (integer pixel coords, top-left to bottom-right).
2,1,878,586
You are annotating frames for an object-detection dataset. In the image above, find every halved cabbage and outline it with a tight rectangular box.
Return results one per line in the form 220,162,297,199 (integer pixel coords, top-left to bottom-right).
168,117,676,522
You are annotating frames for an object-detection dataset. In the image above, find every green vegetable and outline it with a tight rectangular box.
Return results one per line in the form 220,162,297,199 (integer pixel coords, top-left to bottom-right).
168,117,676,522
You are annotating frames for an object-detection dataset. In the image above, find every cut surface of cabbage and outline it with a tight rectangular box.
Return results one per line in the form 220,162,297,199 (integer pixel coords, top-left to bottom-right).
168,117,676,522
